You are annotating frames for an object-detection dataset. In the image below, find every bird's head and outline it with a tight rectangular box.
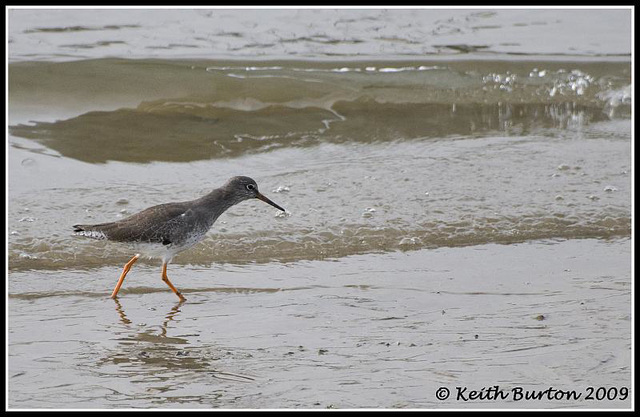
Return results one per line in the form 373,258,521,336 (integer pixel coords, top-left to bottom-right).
225,176,286,212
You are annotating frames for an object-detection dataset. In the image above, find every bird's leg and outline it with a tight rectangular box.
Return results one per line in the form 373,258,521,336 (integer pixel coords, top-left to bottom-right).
162,262,186,301
111,254,140,299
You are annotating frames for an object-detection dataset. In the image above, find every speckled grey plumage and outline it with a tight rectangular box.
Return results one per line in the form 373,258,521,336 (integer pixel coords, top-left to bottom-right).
73,176,285,261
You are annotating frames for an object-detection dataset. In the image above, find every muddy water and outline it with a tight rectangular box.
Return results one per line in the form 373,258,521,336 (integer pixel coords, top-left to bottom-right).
7,59,633,270
8,239,632,408
7,7,633,410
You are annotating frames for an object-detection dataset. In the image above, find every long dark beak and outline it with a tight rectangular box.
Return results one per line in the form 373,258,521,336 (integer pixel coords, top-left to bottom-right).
256,192,286,212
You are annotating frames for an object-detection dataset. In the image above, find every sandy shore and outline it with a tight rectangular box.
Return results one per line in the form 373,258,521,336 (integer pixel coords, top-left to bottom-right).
8,238,631,409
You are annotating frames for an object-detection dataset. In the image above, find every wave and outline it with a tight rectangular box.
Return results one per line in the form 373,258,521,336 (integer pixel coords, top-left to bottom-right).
9,58,631,162
8,100,624,163
8,211,631,271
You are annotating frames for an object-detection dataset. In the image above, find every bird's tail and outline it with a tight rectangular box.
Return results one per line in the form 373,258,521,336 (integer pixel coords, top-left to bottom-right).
73,224,108,240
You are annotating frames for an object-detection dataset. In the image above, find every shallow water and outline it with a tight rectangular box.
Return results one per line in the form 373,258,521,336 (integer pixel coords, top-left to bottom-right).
8,239,632,409
7,58,633,270
7,7,633,410
7,8,632,62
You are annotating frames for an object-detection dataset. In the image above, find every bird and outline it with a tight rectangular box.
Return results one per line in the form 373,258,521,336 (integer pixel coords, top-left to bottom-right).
73,176,286,301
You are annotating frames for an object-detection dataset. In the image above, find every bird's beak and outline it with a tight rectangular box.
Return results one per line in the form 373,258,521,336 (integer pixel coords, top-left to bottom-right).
256,192,286,212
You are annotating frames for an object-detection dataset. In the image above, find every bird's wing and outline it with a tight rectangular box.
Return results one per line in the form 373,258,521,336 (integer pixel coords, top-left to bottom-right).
76,201,197,244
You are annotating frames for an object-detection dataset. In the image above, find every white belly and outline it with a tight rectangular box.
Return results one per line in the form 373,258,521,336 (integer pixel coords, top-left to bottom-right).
131,230,208,263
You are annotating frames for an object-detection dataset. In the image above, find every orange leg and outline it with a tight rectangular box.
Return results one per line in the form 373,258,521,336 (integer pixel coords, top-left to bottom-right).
111,254,140,299
162,262,186,301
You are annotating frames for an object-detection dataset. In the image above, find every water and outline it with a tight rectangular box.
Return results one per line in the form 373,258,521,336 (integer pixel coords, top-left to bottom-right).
7,8,632,61
8,59,632,269
7,7,632,410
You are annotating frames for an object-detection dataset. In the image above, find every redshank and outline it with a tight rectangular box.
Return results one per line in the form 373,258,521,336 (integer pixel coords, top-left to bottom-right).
73,176,285,301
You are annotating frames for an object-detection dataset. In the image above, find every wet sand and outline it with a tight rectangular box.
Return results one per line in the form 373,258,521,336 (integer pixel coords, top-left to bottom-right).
8,238,631,409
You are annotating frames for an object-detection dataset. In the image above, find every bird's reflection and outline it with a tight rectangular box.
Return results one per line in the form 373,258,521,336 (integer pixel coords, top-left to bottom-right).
113,297,132,325
160,300,185,337
104,297,255,383
113,297,185,338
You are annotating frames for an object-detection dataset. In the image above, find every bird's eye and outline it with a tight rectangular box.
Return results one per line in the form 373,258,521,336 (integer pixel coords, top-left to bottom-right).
246,184,256,191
